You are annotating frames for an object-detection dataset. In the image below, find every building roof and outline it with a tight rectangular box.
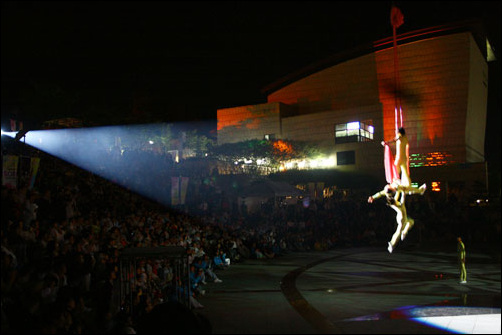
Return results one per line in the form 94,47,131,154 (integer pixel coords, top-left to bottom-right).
261,19,490,96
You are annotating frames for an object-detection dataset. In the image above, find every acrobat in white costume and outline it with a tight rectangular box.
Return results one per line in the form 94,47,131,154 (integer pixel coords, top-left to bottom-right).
370,130,426,253
368,182,419,253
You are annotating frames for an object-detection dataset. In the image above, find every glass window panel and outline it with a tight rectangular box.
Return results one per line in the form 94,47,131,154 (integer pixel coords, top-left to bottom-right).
337,151,355,165
335,124,346,131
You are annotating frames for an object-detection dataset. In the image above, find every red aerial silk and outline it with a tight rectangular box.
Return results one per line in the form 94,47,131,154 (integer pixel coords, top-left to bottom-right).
384,144,400,184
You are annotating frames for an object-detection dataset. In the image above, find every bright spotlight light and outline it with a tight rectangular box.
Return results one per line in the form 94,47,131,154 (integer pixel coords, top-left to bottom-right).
1,129,17,138
13,122,212,208
408,306,500,334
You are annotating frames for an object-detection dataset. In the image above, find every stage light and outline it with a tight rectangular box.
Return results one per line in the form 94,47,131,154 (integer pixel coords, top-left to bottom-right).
1,129,17,138
13,122,214,208
407,306,500,334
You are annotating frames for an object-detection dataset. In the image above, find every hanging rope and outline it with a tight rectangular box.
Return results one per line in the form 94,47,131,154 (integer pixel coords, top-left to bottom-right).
382,4,406,185
390,4,404,133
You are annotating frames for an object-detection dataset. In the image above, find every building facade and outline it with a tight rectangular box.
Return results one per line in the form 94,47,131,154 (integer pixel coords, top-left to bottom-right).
217,21,494,199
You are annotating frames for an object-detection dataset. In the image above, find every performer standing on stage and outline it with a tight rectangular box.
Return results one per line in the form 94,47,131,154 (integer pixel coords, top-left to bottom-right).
457,236,467,284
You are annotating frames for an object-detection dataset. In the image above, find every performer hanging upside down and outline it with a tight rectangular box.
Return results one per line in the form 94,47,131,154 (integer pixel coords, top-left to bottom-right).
368,182,416,253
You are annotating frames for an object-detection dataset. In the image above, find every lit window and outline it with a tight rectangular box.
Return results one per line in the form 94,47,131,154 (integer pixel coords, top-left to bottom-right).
347,121,360,130
334,121,373,143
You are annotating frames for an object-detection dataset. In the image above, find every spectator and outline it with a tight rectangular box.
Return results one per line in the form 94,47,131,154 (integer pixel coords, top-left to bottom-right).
194,256,222,283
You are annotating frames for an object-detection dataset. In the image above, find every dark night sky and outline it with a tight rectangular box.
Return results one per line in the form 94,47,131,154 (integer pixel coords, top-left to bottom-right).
1,1,500,133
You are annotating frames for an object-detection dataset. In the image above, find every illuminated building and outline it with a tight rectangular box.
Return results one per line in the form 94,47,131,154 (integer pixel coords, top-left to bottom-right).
217,20,494,197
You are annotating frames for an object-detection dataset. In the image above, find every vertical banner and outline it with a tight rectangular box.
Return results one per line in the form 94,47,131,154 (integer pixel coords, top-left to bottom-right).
171,176,180,206
316,182,324,199
180,177,189,205
384,144,399,184
29,157,41,189
2,155,19,189
308,182,316,199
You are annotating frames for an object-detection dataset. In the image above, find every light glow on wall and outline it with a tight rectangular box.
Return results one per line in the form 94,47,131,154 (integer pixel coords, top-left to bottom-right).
279,155,336,171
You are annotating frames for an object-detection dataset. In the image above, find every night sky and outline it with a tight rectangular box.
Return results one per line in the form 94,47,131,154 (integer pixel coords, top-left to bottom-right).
1,1,500,136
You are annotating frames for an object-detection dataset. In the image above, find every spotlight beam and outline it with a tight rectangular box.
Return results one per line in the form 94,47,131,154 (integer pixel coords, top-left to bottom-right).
14,122,211,208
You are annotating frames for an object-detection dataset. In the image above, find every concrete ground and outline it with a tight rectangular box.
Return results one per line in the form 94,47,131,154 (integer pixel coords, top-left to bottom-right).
195,243,501,334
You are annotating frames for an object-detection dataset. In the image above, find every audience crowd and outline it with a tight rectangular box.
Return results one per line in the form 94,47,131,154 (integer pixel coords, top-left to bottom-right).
1,144,500,334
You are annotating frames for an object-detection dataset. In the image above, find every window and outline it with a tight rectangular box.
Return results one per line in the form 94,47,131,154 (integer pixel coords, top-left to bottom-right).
264,134,275,141
337,151,355,165
335,121,374,144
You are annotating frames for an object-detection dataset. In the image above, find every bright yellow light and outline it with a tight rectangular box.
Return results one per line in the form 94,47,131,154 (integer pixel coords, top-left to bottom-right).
276,155,336,172
431,181,440,192
347,121,360,130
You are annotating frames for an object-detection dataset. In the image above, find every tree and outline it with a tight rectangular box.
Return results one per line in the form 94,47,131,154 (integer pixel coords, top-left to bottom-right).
184,130,215,158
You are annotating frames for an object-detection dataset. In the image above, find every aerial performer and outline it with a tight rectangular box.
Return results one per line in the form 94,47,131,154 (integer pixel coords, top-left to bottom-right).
373,129,425,253
376,128,425,253
382,127,411,188
368,183,414,253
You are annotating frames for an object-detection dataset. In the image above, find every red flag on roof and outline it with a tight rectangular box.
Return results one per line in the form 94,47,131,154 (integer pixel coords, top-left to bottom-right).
390,5,404,28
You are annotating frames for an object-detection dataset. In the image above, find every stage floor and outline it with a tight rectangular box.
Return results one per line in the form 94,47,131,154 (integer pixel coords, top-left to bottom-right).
195,244,501,334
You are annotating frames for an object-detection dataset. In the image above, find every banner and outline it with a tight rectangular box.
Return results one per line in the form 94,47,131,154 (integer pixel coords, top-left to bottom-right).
180,177,189,205
9,119,23,132
171,176,180,206
2,155,19,189
384,144,400,184
29,157,41,189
